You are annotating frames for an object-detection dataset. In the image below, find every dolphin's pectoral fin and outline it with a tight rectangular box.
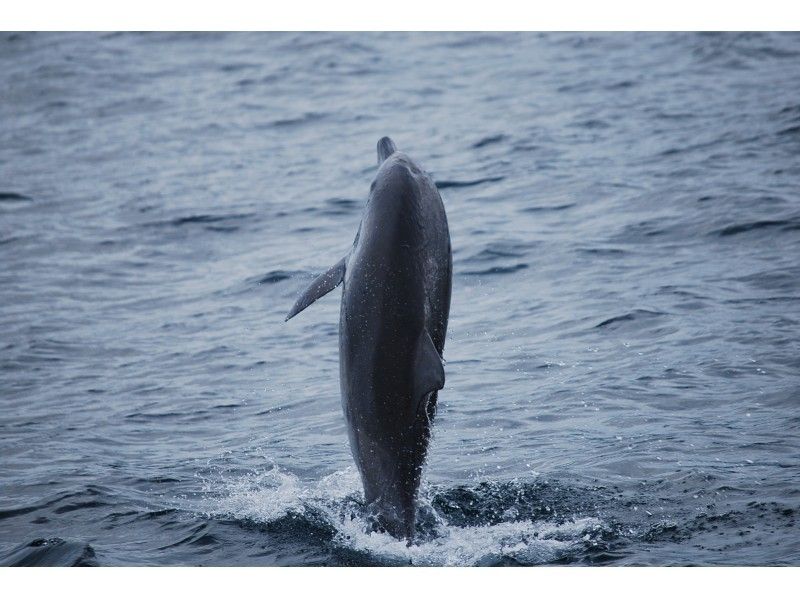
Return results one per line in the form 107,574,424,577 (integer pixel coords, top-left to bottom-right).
412,331,445,417
284,256,346,322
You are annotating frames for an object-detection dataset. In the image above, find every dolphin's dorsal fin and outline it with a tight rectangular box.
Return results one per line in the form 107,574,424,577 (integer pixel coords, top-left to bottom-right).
377,136,397,165
284,256,347,321
412,331,445,417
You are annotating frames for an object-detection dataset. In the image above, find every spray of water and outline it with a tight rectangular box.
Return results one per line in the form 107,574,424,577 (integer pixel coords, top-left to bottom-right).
199,464,605,566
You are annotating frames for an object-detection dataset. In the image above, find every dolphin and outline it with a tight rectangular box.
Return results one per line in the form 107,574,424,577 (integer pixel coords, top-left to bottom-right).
285,137,452,540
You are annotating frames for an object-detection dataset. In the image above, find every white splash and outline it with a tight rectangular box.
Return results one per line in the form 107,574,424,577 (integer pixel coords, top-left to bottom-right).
335,514,602,566
201,465,603,566
205,465,362,522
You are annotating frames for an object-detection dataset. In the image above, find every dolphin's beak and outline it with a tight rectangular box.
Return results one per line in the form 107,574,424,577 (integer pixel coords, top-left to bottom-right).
377,136,398,165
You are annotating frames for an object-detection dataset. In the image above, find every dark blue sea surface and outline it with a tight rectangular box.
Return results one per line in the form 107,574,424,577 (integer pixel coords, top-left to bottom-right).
1,32,799,566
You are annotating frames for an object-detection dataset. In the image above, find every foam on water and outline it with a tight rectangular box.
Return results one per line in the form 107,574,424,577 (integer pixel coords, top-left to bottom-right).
200,465,604,566
204,465,361,522
336,515,603,566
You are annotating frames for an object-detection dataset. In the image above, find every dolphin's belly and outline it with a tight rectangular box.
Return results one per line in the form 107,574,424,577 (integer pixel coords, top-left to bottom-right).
339,176,451,427
339,250,425,420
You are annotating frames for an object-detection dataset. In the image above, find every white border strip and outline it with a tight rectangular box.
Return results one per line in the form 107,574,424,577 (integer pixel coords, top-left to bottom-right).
3,1,800,31
2,567,799,597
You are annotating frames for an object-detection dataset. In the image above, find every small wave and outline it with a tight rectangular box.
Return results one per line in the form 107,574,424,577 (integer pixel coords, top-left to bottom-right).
319,197,361,216
778,125,800,137
436,176,504,189
520,202,575,213
255,397,316,416
0,486,115,523
136,476,181,484
595,309,667,329
472,134,507,149
267,112,327,128
715,217,800,236
463,264,528,276
168,213,253,227
733,267,800,291
573,119,611,130
125,410,191,421
219,62,258,73
438,34,507,49
606,80,637,90
252,270,305,285
465,240,537,262
0,192,32,202
95,96,167,119
0,538,96,567
158,522,220,551
140,213,254,232
578,246,628,256
778,104,800,118
53,499,111,515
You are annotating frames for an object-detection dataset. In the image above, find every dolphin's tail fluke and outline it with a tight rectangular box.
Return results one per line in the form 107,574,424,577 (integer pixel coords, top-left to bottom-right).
377,136,397,165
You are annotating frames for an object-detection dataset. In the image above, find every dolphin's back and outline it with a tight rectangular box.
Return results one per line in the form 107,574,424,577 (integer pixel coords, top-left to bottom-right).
342,152,450,383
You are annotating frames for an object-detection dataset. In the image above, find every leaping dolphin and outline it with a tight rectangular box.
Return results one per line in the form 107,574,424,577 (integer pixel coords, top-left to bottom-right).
285,136,452,541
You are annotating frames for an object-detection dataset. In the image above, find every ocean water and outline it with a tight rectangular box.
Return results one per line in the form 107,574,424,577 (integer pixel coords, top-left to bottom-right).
1,32,799,566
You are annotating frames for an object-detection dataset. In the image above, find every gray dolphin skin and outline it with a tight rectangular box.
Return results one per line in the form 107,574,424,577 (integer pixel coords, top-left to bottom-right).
285,137,452,541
